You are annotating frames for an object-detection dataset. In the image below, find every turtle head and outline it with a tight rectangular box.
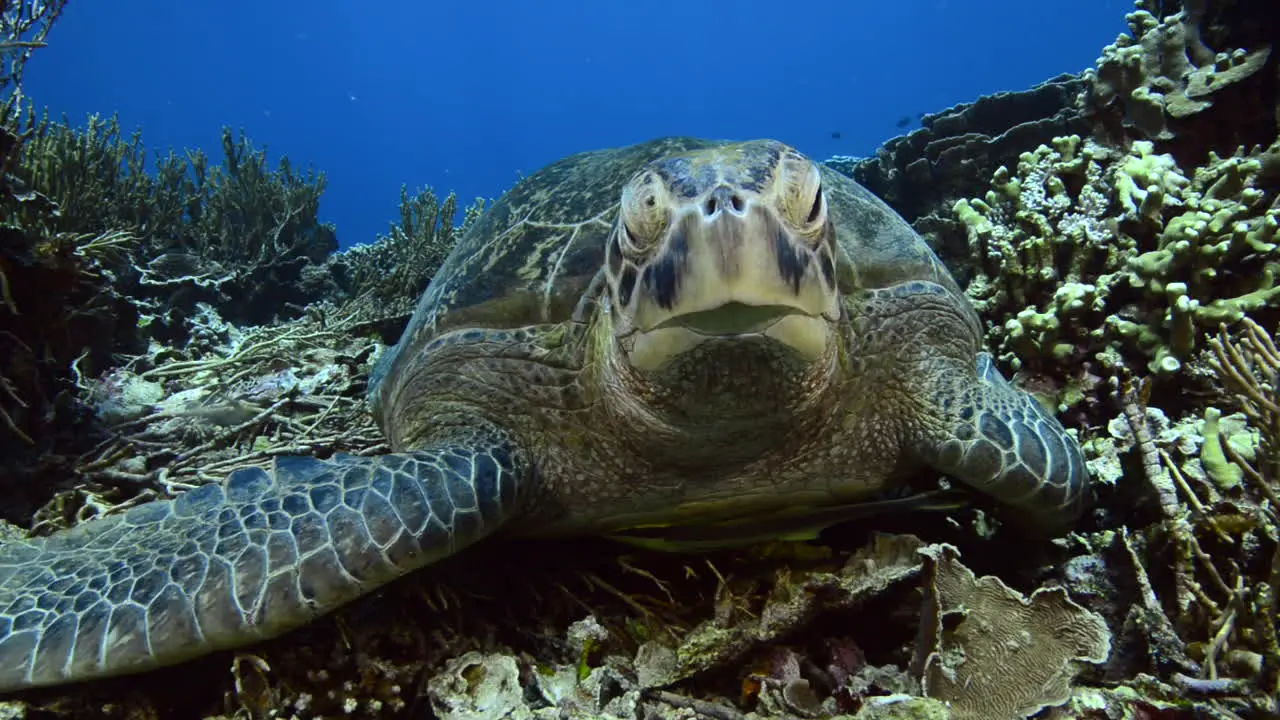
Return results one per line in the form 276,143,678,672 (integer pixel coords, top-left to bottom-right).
601,140,842,415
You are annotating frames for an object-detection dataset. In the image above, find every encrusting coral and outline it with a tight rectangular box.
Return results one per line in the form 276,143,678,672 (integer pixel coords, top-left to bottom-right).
916,544,1111,720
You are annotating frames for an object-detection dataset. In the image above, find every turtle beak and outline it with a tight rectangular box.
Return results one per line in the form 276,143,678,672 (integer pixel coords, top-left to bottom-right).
653,302,803,335
626,309,831,372
617,195,838,372
627,195,838,336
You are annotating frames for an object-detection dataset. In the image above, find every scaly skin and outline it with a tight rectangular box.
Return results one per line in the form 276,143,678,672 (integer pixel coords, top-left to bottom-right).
849,280,1090,532
0,439,521,690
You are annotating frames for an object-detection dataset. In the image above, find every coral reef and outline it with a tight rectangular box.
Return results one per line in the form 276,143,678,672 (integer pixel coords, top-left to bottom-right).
0,97,482,515
829,74,1092,275
10,110,341,331
2,0,1280,717
824,1,1280,715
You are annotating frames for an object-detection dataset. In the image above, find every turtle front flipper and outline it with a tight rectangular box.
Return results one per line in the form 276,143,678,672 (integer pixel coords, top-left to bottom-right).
925,352,1089,535
0,436,525,692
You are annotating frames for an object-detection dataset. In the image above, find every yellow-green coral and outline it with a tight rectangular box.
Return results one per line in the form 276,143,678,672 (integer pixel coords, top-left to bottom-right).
1087,4,1273,141
956,133,1280,377
1201,407,1244,490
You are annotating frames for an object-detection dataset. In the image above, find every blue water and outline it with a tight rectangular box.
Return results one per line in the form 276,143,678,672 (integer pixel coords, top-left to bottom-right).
27,0,1129,248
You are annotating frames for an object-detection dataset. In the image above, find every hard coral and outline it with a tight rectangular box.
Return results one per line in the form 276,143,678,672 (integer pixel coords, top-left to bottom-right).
836,74,1092,228
11,110,342,335
956,133,1280,384
1088,8,1267,140
916,544,1112,720
1083,0,1277,161
830,74,1092,276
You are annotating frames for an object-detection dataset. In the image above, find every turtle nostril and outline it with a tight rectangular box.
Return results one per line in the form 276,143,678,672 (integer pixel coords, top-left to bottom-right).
704,188,746,217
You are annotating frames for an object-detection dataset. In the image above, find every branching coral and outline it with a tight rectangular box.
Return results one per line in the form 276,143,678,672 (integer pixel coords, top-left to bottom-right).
1209,319,1280,507
957,133,1280,385
1072,319,1280,713
0,102,366,476
0,0,67,96
336,185,486,327
1203,321,1280,701
7,108,341,330
0,97,487,513
1084,0,1274,145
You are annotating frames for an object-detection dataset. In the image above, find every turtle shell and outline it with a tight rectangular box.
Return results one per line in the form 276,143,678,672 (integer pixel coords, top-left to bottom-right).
370,136,970,402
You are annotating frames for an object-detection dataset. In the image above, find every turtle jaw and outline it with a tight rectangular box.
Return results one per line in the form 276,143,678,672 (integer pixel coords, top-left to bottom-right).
625,305,831,373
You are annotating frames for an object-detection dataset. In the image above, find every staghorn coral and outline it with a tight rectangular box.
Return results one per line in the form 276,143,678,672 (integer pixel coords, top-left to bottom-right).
1047,319,1280,715
8,108,341,333
0,0,66,97
1209,318,1280,501
0,112,486,547
955,132,1280,384
0,102,341,507
1203,320,1280,697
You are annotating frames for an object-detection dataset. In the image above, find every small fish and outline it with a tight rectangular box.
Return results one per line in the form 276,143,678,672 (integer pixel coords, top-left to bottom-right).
830,130,842,139
895,115,912,129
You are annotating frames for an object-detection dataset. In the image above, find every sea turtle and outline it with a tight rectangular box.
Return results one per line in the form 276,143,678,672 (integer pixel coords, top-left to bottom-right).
0,137,1089,692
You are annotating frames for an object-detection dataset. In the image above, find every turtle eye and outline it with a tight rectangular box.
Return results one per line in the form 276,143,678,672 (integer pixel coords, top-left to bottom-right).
619,181,665,257
806,185,824,225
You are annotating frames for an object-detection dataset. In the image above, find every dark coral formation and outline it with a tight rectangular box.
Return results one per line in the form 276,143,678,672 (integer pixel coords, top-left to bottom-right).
828,75,1092,280
831,75,1091,231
